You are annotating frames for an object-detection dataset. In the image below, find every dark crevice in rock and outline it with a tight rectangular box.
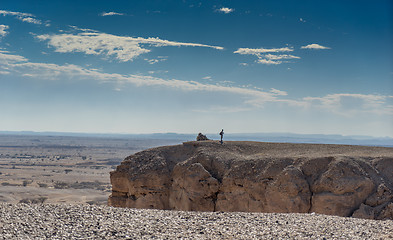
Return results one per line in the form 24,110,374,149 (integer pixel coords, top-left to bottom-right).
301,168,314,213
212,191,219,212
309,192,314,213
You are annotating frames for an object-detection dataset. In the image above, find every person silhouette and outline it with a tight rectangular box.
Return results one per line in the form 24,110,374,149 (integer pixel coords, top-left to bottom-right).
219,129,224,144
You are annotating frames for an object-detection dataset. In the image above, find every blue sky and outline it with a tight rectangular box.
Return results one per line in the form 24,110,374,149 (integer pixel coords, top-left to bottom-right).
0,0,392,137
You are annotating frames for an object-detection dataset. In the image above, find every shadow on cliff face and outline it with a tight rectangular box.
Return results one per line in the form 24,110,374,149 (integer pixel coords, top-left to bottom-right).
109,141,393,220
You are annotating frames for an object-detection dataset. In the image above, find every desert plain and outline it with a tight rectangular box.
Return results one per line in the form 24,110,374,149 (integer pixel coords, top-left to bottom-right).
0,134,181,205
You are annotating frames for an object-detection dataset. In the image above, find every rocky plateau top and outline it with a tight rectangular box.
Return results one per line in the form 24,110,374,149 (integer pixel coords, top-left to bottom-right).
109,141,393,220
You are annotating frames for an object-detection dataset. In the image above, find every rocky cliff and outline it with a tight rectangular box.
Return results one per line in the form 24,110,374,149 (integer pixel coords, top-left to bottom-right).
108,141,393,220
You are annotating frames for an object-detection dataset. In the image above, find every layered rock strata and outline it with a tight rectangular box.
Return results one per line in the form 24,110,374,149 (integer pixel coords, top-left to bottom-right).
109,141,393,220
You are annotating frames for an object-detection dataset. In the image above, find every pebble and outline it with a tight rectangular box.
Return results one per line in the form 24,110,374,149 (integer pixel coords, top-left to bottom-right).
0,203,392,239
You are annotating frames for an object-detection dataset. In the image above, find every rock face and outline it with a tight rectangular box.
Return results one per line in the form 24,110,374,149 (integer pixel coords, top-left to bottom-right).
109,141,393,220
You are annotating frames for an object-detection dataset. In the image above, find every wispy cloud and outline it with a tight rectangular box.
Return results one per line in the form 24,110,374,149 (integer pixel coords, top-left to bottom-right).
144,56,167,64
217,7,234,14
257,59,281,65
0,50,291,106
301,44,331,50
0,24,9,37
145,58,167,64
35,29,224,62
1,50,392,116
234,47,299,65
0,50,28,63
303,93,393,116
234,47,293,55
100,11,124,16
270,88,288,96
0,10,43,25
264,54,300,60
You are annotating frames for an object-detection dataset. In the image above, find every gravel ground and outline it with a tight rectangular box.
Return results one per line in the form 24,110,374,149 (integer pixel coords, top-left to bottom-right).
0,203,392,239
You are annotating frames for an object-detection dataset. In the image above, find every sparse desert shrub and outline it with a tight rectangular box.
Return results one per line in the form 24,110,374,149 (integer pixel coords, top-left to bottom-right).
54,181,69,189
19,197,48,204
22,180,33,187
33,197,48,204
86,200,106,205
37,182,48,188
64,169,73,174
96,186,106,191
1,182,19,186
19,198,30,204
68,181,107,190
90,166,104,169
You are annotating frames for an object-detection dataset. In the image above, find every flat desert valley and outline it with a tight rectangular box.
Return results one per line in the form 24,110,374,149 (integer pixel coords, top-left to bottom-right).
0,134,182,205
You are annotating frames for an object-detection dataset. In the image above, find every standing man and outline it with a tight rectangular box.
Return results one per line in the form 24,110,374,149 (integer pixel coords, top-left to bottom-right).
219,129,224,144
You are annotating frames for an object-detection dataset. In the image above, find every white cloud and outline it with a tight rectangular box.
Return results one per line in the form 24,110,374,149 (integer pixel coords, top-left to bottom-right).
0,24,8,37
144,56,167,64
234,47,299,65
270,88,288,96
303,93,393,116
0,10,42,25
147,70,168,75
145,59,159,64
217,7,234,14
264,54,300,60
234,47,293,55
202,76,212,80
36,29,224,62
0,50,288,106
1,51,392,116
257,59,281,65
100,12,124,16
299,18,306,22
68,25,99,33
20,17,41,24
301,44,331,50
146,59,160,65
0,50,28,63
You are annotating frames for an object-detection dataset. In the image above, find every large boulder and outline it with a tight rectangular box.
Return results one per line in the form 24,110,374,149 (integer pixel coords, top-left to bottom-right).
196,133,209,141
264,166,311,213
310,159,375,217
109,141,393,220
169,162,219,211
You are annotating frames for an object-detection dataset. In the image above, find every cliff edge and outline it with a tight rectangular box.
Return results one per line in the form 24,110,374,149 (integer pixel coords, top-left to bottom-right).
108,141,393,220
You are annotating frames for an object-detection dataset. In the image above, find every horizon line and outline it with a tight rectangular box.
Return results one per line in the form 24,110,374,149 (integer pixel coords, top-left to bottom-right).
0,130,392,139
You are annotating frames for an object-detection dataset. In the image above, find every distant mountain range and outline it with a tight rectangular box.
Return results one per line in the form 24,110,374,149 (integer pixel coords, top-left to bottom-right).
0,131,392,147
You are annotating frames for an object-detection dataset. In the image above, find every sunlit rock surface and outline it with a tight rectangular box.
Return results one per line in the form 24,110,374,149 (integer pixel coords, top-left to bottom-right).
109,141,393,220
